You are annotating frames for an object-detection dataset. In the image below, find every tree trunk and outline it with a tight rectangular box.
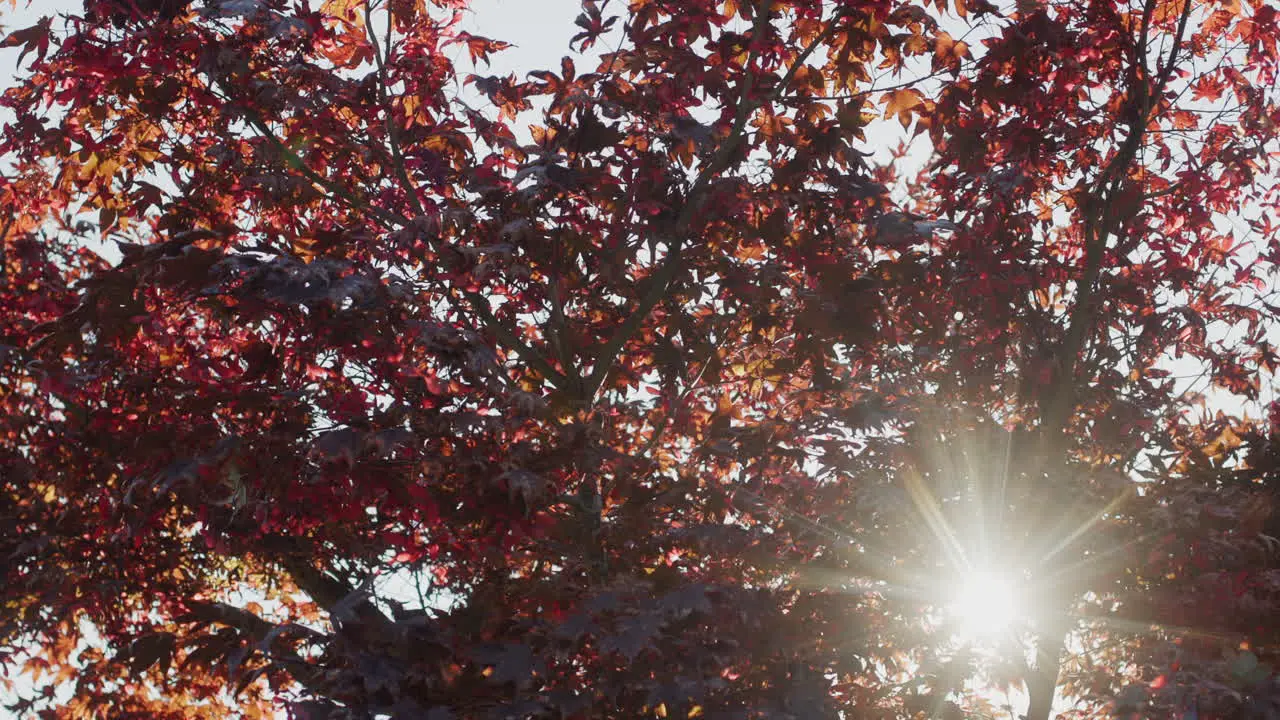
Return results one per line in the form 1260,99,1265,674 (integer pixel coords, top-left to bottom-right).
1025,630,1065,720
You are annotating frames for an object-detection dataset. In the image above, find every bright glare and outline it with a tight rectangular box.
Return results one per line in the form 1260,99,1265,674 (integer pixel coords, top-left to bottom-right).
949,569,1018,639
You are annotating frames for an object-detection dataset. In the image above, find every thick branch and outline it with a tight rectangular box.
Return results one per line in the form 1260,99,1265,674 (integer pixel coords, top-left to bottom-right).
1025,631,1065,720
1026,3,1194,720
463,290,571,388
1041,0,1192,437
259,535,391,631
185,599,328,692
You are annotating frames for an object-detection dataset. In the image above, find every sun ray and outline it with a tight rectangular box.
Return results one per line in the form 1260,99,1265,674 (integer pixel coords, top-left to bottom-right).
1076,612,1241,646
903,467,971,573
1037,486,1136,570
962,432,1002,563
996,425,1014,546
1035,530,1155,598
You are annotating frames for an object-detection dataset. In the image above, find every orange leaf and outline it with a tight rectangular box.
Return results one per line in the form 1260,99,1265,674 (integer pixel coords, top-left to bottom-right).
882,88,925,128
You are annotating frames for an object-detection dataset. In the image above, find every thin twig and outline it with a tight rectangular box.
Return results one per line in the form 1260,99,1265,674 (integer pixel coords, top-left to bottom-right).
364,0,425,217
771,8,849,101
544,272,580,385
0,215,14,280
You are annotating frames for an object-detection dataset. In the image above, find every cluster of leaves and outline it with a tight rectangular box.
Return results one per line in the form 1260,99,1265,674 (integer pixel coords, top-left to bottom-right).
0,0,1278,718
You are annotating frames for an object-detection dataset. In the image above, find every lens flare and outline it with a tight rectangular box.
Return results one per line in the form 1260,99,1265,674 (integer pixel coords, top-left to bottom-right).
950,569,1018,639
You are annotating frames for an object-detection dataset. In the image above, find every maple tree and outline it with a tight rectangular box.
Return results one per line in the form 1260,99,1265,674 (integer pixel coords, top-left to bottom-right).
1,0,1279,717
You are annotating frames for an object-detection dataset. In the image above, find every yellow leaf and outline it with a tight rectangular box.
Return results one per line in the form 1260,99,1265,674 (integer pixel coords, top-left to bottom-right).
97,157,120,182
389,0,427,28
401,95,422,129
321,0,365,25
1205,426,1242,459
882,88,925,124
904,32,930,55
80,152,99,177
293,237,316,258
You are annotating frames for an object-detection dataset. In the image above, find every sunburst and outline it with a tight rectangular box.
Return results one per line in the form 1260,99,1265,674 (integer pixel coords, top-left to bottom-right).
949,567,1020,641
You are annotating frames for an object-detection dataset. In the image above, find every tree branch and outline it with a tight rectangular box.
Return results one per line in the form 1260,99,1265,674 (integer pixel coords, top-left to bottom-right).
0,215,14,280
582,0,775,400
463,290,571,388
543,272,582,387
184,599,328,692
214,75,409,231
212,74,570,393
1042,0,1192,437
1027,3,1194,719
258,535,391,631
365,0,425,217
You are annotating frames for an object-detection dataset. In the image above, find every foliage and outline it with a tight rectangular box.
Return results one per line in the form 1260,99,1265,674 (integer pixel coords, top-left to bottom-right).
0,0,1278,718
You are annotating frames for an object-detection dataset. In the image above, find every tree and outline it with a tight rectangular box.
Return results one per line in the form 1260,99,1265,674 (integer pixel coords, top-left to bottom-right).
1,0,1278,717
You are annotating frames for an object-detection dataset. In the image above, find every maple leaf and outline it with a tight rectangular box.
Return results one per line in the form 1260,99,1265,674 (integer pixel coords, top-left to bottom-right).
2,2,1279,720
882,88,926,128
1191,75,1226,102
451,32,512,68
0,17,51,67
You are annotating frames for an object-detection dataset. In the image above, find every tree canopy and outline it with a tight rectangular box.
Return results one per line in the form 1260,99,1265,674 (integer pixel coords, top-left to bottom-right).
1,0,1279,718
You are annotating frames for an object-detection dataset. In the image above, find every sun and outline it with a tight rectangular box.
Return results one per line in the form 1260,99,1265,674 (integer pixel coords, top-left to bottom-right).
948,568,1020,640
